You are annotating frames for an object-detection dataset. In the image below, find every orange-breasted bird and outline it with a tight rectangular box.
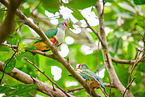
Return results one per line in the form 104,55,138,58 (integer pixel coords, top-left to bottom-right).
76,64,105,89
33,22,68,52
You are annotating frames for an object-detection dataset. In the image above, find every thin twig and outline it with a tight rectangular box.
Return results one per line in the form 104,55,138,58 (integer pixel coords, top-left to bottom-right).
67,87,84,93
122,76,136,97
108,73,112,97
128,55,145,84
28,92,34,97
83,17,106,48
95,41,100,73
24,58,70,97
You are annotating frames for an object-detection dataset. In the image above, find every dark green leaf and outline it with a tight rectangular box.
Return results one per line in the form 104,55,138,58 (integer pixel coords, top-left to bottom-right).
0,84,38,96
133,0,145,5
104,0,115,2
134,91,145,97
0,86,14,93
0,46,10,51
137,63,145,73
135,72,142,84
4,58,16,73
9,84,38,96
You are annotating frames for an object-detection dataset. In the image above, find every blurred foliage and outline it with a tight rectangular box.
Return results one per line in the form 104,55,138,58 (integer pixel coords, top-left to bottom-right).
0,0,145,97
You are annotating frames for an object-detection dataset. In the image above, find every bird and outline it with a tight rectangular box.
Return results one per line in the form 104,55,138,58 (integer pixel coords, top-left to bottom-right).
76,64,105,89
33,22,68,52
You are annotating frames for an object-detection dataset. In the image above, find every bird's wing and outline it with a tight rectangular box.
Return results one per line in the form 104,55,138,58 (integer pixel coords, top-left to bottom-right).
33,28,58,43
45,28,58,38
80,70,105,89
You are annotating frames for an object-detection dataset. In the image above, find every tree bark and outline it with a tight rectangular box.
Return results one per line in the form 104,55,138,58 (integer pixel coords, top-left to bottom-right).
95,1,134,97
0,61,74,97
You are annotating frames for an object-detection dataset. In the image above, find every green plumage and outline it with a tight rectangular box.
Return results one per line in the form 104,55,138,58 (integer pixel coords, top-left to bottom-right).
79,69,105,89
77,64,105,89
34,28,58,43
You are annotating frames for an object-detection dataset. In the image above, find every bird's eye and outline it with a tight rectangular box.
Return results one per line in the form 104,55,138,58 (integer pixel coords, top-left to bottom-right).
62,23,64,25
82,65,83,67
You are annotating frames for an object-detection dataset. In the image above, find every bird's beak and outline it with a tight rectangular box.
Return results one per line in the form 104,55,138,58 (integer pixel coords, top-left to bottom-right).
66,24,69,27
75,67,79,70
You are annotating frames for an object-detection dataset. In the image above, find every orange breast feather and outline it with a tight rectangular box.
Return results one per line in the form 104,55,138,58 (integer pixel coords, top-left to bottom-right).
87,80,100,88
33,42,48,51
49,37,57,44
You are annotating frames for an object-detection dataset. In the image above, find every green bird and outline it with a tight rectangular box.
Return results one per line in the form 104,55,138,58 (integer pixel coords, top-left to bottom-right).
33,22,68,52
76,64,105,89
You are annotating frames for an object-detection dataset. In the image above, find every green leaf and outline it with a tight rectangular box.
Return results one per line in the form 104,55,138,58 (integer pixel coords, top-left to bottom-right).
67,0,97,10
136,16,145,28
7,33,20,45
10,84,38,96
21,25,31,33
116,66,129,87
16,52,34,63
135,72,142,84
34,54,39,67
0,84,38,96
0,86,13,93
133,0,145,5
68,18,75,29
137,63,145,73
134,91,145,97
104,0,115,2
42,0,60,13
25,45,37,50
4,58,16,73
0,46,10,51
72,10,84,20
128,42,136,59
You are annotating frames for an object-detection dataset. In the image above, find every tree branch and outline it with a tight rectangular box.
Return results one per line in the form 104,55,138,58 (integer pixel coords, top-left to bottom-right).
128,55,145,84
95,1,133,97
24,58,70,97
122,76,136,97
111,57,136,64
67,83,115,93
0,61,74,97
0,0,23,45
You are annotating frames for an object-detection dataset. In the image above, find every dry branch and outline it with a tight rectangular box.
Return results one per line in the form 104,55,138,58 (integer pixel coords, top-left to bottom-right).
95,1,133,97
0,61,74,97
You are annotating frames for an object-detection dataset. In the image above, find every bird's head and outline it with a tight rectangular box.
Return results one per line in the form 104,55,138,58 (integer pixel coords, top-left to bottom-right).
77,64,89,70
57,22,68,29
